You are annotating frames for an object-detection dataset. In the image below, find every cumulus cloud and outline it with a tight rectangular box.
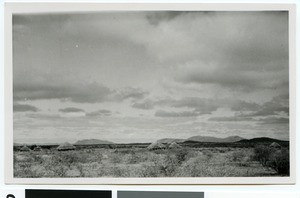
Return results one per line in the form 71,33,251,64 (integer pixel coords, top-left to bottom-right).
171,12,288,92
258,117,289,124
59,107,85,113
132,99,154,110
247,106,289,117
149,97,219,115
86,109,112,117
209,94,289,124
230,100,260,112
152,97,261,115
13,11,288,101
13,11,289,142
113,87,147,101
209,94,289,122
13,104,39,112
155,110,199,118
170,97,219,114
208,116,254,122
58,107,86,118
175,60,288,92
238,94,289,117
14,81,147,103
14,82,111,103
26,113,61,119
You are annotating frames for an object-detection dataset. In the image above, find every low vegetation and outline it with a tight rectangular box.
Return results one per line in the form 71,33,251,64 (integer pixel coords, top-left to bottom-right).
253,145,289,175
13,143,290,178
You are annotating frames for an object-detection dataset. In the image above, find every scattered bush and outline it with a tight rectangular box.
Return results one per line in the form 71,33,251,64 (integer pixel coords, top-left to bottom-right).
13,146,287,178
253,145,289,175
268,148,289,175
109,153,122,164
175,149,189,163
202,149,213,160
253,145,273,166
56,151,89,165
230,150,251,166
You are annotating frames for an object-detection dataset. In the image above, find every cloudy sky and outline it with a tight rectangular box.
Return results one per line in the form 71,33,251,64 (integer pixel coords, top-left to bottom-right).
13,11,289,144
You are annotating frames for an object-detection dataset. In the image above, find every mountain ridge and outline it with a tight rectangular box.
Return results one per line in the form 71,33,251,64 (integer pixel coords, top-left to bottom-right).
186,135,245,143
238,137,288,143
14,136,288,146
156,138,185,144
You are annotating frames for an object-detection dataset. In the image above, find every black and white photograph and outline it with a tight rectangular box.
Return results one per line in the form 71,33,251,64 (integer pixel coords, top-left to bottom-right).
5,3,296,184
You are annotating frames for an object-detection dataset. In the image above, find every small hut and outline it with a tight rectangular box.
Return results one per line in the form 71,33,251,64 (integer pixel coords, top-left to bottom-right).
168,142,182,149
57,142,76,151
270,142,281,149
147,142,167,150
33,146,42,151
20,145,31,152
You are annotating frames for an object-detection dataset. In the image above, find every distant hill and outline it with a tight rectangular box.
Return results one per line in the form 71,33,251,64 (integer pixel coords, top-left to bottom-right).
156,138,185,144
186,135,245,143
74,139,114,145
238,137,288,143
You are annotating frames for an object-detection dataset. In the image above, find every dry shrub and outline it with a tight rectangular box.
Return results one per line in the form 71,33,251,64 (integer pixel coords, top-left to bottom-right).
123,153,139,164
31,154,44,164
109,153,122,164
177,156,207,177
162,155,180,176
231,150,251,166
14,145,287,178
202,149,213,160
253,145,289,175
115,148,134,155
253,145,273,166
175,148,189,163
139,164,162,177
55,151,89,165
143,153,180,177
268,148,289,175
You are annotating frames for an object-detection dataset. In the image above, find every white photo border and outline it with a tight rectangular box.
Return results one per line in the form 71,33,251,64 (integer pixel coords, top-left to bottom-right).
4,3,296,185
